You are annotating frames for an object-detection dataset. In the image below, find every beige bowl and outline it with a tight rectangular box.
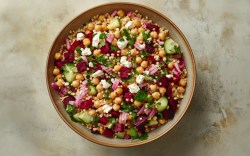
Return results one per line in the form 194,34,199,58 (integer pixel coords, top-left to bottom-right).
46,2,196,147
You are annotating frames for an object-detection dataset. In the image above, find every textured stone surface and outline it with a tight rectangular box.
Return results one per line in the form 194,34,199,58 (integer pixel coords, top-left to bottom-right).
0,0,249,155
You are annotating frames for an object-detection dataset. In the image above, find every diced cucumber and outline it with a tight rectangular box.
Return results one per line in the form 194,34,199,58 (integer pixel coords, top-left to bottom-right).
164,38,179,54
148,120,158,127
88,85,97,95
129,126,138,139
155,96,168,112
124,75,135,83
78,111,94,123
115,132,125,139
73,113,82,122
62,63,77,83
107,18,121,29
144,75,153,81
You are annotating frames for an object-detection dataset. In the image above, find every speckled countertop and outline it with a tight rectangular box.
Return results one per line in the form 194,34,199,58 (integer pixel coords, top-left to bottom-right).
0,0,249,155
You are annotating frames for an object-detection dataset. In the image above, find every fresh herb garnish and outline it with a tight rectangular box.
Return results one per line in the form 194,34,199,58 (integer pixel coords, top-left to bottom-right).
123,29,135,46
96,55,107,65
110,45,118,51
141,51,150,57
156,102,161,106
129,126,138,139
138,133,148,140
134,90,148,102
75,46,82,54
119,36,125,42
166,57,171,64
103,92,110,100
99,33,107,39
142,30,150,43
174,45,181,53
66,104,76,115
99,41,105,48
121,104,134,112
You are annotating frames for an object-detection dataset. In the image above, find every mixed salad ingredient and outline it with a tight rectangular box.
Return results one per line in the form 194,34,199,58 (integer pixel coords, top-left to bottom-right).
51,10,187,140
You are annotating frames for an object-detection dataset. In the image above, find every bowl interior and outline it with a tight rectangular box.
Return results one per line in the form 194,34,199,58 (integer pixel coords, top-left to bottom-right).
46,2,196,147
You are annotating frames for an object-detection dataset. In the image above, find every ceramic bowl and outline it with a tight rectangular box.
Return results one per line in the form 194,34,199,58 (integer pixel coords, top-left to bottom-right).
46,2,196,147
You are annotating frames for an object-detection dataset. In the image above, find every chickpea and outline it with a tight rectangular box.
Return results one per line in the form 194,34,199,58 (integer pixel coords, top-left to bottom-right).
111,39,117,46
159,49,166,58
87,23,94,31
127,114,133,120
138,27,145,33
136,56,142,64
98,15,105,22
177,86,185,94
97,107,104,114
75,73,83,80
134,100,142,107
56,81,63,87
136,35,143,42
54,52,62,60
116,87,123,95
152,92,161,99
115,31,120,39
93,49,101,56
114,97,122,105
130,49,137,56
150,85,157,92
117,10,125,18
99,127,104,134
133,19,141,27
53,68,60,75
150,31,158,39
72,80,80,88
159,119,166,125
130,28,138,35
56,74,62,80
114,64,121,72
95,25,102,31
141,61,148,68
158,32,166,40
102,23,108,31
96,84,103,91
113,104,120,111
91,77,100,85
89,110,97,117
179,79,187,87
168,62,174,69
94,101,102,108
83,38,91,46
109,92,117,99
57,78,64,83
136,66,144,74
121,48,128,55
105,100,112,104
159,87,167,96
97,92,103,99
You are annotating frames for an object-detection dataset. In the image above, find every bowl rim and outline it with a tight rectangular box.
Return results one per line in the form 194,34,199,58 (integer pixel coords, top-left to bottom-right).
46,2,196,148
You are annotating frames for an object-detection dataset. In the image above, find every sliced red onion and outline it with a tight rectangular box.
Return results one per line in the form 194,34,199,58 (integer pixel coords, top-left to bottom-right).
111,10,117,17
179,59,185,70
119,111,128,124
106,34,114,43
74,80,88,107
139,83,148,88
137,105,145,115
68,101,75,105
126,11,132,16
82,56,88,64
173,69,180,77
149,109,157,118
65,38,70,50
157,40,164,45
174,62,181,73
134,42,146,51
112,78,120,90
144,109,152,115
51,82,59,90
101,65,112,73
148,65,158,75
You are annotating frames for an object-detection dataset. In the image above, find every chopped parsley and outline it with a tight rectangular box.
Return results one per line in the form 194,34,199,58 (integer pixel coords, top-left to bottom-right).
138,133,148,140
99,33,107,39
98,41,105,48
103,92,110,100
110,45,118,51
142,30,150,43
75,46,82,54
134,90,148,102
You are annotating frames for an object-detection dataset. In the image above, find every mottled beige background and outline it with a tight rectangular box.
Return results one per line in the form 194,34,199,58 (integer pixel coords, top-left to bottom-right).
0,0,249,156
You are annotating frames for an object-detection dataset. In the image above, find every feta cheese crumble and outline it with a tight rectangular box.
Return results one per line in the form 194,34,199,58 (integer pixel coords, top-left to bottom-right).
102,104,112,113
76,32,84,41
120,56,132,68
125,21,134,29
88,62,94,67
101,80,111,89
166,74,173,78
81,48,92,56
136,74,145,84
117,36,129,49
92,70,104,77
128,83,140,93
92,32,101,47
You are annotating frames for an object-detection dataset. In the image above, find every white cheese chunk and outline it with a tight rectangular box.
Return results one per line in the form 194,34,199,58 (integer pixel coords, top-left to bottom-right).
89,62,94,67
81,48,92,56
102,104,112,113
125,21,134,29
92,32,101,47
166,74,173,78
128,83,140,93
136,74,145,84
76,32,84,41
117,36,129,49
101,80,111,89
92,70,104,78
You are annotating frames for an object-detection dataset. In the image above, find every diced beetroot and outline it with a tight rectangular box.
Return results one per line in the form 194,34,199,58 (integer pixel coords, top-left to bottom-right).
157,76,171,87
119,66,131,78
103,128,115,138
99,117,108,125
113,123,125,132
137,126,146,133
124,92,133,103
169,98,178,112
146,56,156,64
76,61,86,72
110,110,120,118
144,22,160,32
133,115,148,127
55,61,65,69
58,85,68,97
51,82,59,90
79,99,93,109
173,76,180,85
163,109,175,120
91,129,100,134
68,40,80,53
124,134,131,140
166,85,172,97
63,52,74,63
69,86,77,93
62,95,75,107
146,44,155,53
172,53,183,59
85,32,93,44
100,42,110,54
